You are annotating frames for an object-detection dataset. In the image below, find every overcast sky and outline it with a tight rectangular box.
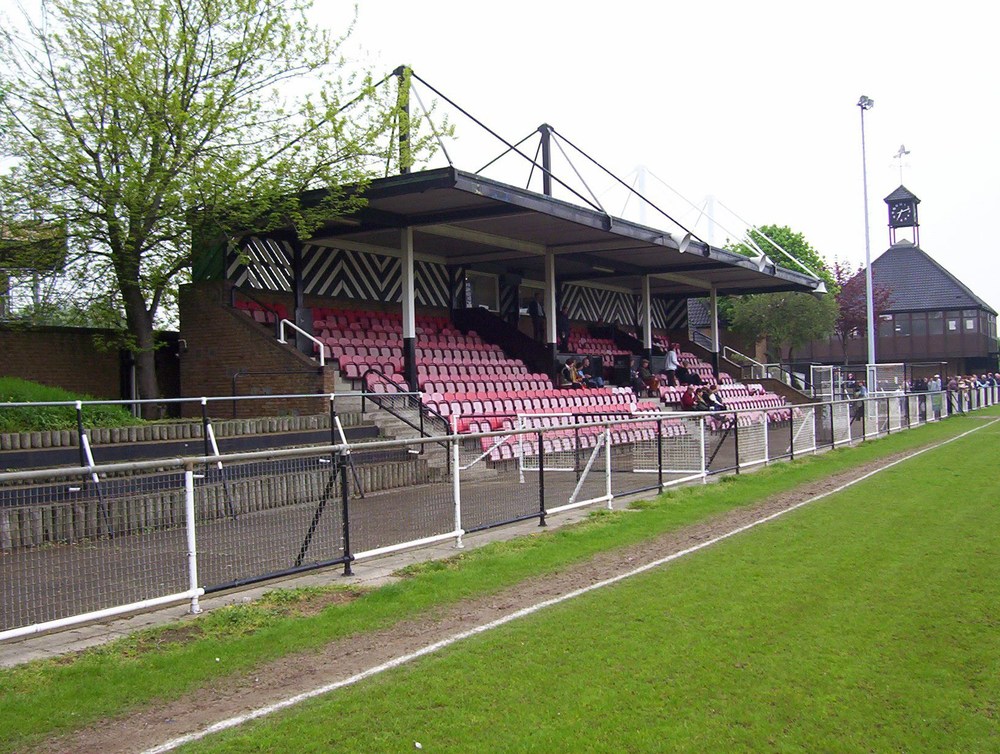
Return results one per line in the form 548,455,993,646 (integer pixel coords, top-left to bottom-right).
317,0,999,309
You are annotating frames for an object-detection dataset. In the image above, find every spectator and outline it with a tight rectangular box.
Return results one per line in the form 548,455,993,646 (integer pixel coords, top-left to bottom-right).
663,343,679,387
638,358,659,396
527,293,544,342
706,384,727,410
675,363,703,386
557,308,571,351
579,357,604,388
694,387,713,411
680,385,698,410
842,372,857,400
561,357,584,389
927,373,943,417
853,380,868,421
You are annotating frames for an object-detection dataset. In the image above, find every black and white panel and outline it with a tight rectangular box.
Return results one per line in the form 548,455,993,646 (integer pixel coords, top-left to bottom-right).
414,259,449,308
228,237,293,293
560,284,634,325
230,242,450,308
655,298,689,330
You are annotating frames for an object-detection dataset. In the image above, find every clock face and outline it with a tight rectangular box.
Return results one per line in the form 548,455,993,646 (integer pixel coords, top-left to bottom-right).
890,202,914,226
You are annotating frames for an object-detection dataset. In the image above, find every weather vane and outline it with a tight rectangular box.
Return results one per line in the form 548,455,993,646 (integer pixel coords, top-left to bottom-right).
894,144,911,184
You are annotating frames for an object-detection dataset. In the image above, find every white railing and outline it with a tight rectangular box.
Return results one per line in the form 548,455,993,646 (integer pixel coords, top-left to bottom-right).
1,387,995,641
278,318,326,367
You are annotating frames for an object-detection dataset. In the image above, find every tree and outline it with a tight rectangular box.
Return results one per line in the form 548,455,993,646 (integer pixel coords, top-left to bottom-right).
832,259,893,365
0,0,430,411
726,225,838,363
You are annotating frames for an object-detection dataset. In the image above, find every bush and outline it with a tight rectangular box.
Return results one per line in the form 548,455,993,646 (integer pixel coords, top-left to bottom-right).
0,377,139,432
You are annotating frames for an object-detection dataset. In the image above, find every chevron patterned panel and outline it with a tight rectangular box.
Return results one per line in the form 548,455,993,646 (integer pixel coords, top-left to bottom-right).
227,237,293,292
655,298,689,330
499,279,519,320
414,259,449,308
228,244,450,307
560,284,634,325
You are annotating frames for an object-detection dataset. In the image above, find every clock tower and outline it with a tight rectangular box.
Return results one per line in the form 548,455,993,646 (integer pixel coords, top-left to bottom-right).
884,185,920,246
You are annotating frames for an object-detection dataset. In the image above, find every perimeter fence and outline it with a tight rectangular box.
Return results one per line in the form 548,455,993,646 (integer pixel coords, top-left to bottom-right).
1,386,996,641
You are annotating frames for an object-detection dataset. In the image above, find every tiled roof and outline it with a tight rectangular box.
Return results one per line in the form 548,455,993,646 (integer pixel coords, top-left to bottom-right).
687,298,710,327
883,185,920,204
871,241,996,315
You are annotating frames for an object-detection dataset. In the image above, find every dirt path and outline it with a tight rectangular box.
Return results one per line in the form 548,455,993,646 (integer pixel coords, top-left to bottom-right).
40,452,913,754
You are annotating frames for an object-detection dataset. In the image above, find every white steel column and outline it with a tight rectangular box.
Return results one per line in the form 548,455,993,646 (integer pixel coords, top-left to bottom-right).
642,275,652,353
709,287,720,354
545,249,556,346
401,227,417,388
401,228,416,338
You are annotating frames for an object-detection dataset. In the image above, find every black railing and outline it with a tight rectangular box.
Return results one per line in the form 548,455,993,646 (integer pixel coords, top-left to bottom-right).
360,367,450,448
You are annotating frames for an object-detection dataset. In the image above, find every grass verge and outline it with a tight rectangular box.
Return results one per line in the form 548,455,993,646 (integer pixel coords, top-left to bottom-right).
0,412,996,751
0,377,138,432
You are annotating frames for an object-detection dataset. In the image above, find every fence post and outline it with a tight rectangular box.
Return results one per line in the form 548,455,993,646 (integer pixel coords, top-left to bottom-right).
699,416,707,483
789,409,795,460
184,464,202,615
885,397,891,435
537,429,546,527
341,458,353,576
733,411,740,474
605,424,612,509
656,418,664,490
452,431,463,549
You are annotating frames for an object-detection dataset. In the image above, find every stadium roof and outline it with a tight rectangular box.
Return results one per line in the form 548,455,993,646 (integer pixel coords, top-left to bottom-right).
302,167,825,299
872,241,996,315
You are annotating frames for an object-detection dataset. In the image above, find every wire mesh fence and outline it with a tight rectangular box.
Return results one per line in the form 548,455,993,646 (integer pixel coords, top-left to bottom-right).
1,386,995,640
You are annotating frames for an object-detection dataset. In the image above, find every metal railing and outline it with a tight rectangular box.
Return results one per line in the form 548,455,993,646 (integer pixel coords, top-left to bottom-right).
1,386,995,641
278,318,325,366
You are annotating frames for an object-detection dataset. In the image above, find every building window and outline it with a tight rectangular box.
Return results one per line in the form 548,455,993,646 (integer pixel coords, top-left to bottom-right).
465,271,498,311
928,311,943,335
894,313,911,337
911,312,927,337
878,314,894,338
946,311,960,332
965,318,977,331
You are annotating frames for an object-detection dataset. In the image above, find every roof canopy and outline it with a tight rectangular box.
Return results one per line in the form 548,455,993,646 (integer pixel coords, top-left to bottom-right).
300,167,824,299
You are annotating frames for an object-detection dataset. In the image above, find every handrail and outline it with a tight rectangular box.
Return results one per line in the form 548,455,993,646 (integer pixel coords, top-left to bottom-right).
690,329,713,350
722,346,762,369
278,319,325,367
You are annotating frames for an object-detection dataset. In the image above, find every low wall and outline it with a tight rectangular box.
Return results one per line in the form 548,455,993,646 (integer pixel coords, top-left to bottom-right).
1,458,430,551
0,412,363,451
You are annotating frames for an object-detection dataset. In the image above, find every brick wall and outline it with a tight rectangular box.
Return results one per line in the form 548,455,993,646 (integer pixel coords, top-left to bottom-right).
1,326,123,399
0,326,181,404
179,282,334,418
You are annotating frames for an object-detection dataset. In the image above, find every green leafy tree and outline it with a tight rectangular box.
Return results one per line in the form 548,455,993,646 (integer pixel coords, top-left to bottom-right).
726,225,838,363
0,0,434,410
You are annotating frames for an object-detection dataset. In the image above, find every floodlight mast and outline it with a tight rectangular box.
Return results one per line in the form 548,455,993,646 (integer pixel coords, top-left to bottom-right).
858,95,876,368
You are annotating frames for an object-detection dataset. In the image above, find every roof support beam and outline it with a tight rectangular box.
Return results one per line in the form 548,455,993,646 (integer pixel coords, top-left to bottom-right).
419,224,547,256
652,272,714,291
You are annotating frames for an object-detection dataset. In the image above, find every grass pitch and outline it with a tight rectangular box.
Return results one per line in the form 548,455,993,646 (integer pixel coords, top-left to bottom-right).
1,413,997,752
186,415,1000,752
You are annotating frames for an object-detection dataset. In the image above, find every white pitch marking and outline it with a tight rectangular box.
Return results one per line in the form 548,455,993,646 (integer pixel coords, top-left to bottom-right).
143,419,997,753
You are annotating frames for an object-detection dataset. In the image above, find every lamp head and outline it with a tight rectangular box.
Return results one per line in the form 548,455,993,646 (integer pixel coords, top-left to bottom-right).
857,95,874,110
